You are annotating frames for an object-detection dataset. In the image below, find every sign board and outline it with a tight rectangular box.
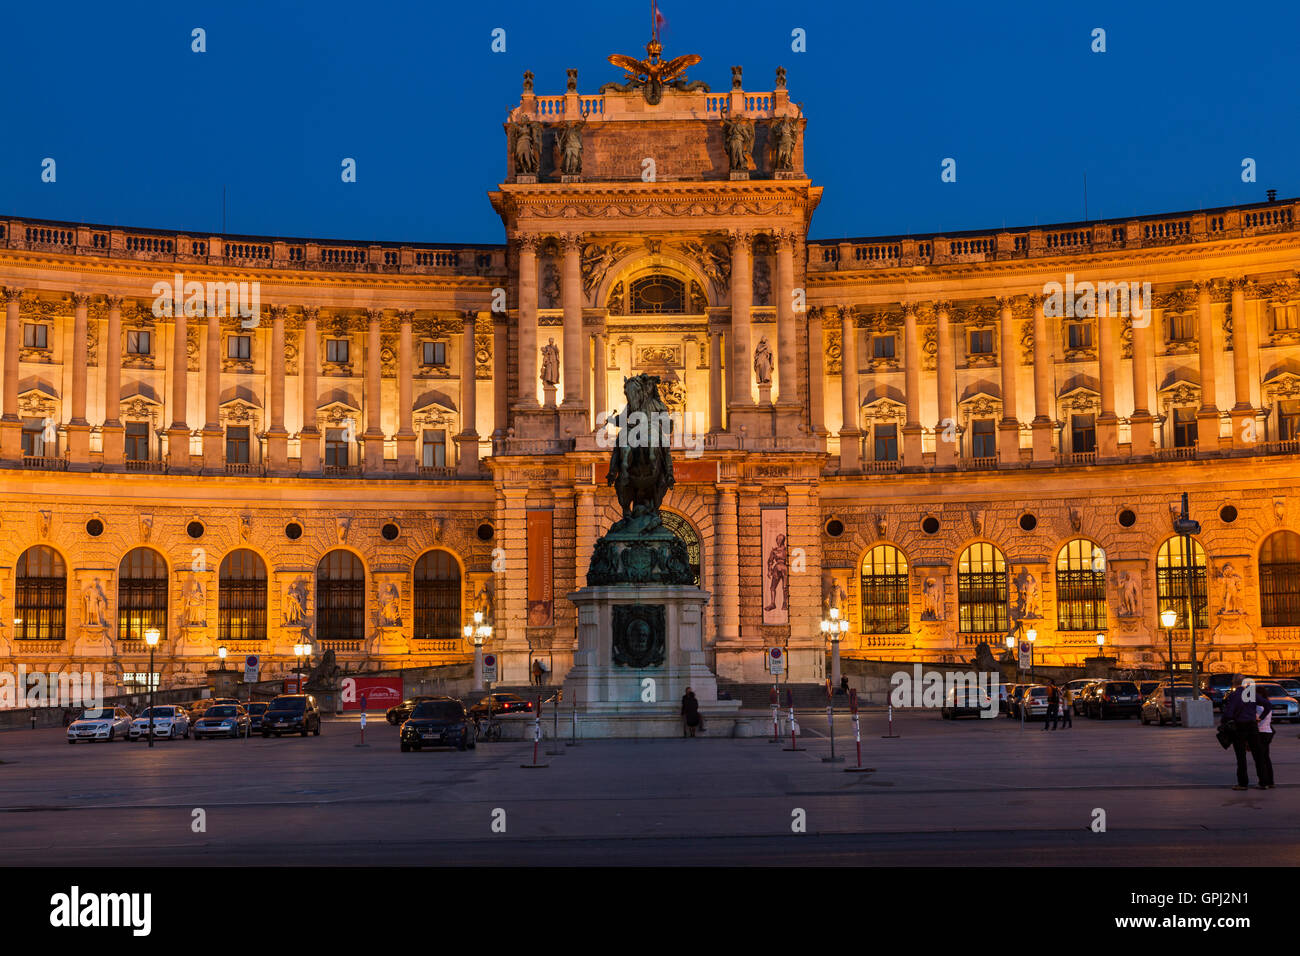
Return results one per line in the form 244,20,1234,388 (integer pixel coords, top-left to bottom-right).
341,677,404,711
283,677,301,694
483,653,498,683
243,654,259,683
1018,641,1032,670
768,647,784,675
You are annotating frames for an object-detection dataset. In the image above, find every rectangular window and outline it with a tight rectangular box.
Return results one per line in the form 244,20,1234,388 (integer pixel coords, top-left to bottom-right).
127,330,151,355
872,335,895,359
422,429,447,468
1168,315,1194,342
1173,407,1198,448
325,428,350,467
23,324,48,349
21,418,47,457
873,423,898,461
1066,322,1092,349
124,422,150,461
1071,414,1096,454
225,425,250,464
971,419,996,458
326,339,349,363
968,329,994,354
122,672,160,691
1275,305,1298,332
1280,400,1300,441
422,341,447,366
227,335,251,360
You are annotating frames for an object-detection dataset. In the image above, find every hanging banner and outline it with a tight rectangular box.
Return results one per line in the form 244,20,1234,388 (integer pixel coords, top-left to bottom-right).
761,506,789,625
527,509,554,627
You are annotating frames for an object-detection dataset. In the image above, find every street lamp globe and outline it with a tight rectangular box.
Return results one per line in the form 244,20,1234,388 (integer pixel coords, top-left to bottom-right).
838,619,849,635
144,627,160,647
218,645,227,661
829,607,840,621
463,624,474,640
473,610,484,626
820,619,831,634
1160,609,1177,629
1005,635,1014,649
1026,628,1037,643
1096,633,1106,648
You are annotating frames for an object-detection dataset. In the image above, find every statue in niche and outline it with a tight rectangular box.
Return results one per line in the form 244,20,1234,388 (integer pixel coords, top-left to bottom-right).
921,576,945,621
473,580,494,623
1114,570,1141,617
379,583,402,627
284,577,309,626
823,579,847,617
752,257,771,305
182,575,206,627
753,337,774,385
509,118,542,175
81,578,110,629
557,120,584,175
541,261,561,308
1217,563,1244,614
540,338,561,386
770,115,799,172
1012,566,1042,619
721,114,754,172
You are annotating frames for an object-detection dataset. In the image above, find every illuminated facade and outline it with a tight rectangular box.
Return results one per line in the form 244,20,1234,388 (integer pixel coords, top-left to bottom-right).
2,47,1300,692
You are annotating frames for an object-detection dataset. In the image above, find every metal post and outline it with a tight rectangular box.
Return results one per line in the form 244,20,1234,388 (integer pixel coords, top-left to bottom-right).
1182,531,1196,698
147,645,155,748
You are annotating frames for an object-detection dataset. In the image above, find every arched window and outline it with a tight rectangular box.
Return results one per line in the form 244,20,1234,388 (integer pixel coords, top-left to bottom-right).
629,274,685,314
860,545,909,633
660,511,702,586
1156,536,1208,630
413,550,461,639
15,545,65,640
317,550,364,641
118,547,168,642
1056,539,1107,631
957,542,1008,633
1260,530,1300,626
219,549,266,641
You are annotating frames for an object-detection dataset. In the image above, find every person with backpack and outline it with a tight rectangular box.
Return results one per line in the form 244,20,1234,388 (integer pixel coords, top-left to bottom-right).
1042,679,1060,731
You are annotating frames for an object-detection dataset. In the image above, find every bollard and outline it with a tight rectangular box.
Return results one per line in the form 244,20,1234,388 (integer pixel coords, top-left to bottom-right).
520,693,548,768
783,689,805,752
769,686,780,742
822,684,844,763
881,702,900,739
355,710,370,748
844,688,874,773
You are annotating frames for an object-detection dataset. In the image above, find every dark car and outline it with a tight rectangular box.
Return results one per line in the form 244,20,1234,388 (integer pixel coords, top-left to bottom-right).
385,696,439,725
1199,673,1235,711
261,694,322,737
1005,684,1029,719
467,693,535,719
193,704,251,739
1137,681,1161,700
244,701,269,733
400,698,477,752
1087,681,1143,718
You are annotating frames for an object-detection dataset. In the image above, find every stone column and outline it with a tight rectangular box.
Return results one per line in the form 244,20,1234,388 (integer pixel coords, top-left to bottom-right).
593,329,608,426
396,310,417,472
516,235,539,408
1230,277,1254,446
201,308,222,469
101,295,124,467
729,230,753,408
708,327,724,432
1030,295,1054,465
713,485,741,655
1195,281,1219,453
1129,295,1155,457
492,315,509,439
363,308,384,470
561,234,583,407
902,303,923,466
167,311,190,471
299,307,320,474
66,292,91,465
1096,296,1119,459
934,301,956,468
996,297,1019,464
0,287,19,460
266,305,289,472
838,306,861,471
456,310,480,473
807,308,826,436
775,231,797,403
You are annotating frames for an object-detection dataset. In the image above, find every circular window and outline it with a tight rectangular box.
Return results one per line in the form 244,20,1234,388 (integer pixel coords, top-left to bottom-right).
1118,509,1137,528
186,521,205,539
1219,505,1238,523
85,519,104,537
1018,513,1037,532
476,522,495,542
381,522,400,541
285,522,303,540
921,516,940,535
824,519,844,538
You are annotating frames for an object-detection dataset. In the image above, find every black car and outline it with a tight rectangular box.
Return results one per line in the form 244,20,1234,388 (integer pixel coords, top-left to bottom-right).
261,694,322,737
1086,681,1143,718
1200,673,1235,711
467,693,535,719
244,701,269,733
400,698,477,752
193,704,251,739
386,696,439,725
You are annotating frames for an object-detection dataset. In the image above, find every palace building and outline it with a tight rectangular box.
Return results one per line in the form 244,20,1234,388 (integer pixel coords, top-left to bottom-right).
2,42,1300,693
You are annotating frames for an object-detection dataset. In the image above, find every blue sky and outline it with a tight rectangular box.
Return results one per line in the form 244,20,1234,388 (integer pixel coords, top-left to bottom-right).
2,0,1296,244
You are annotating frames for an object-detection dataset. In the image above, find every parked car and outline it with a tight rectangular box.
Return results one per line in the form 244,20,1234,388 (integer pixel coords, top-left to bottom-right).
467,693,536,719
1073,681,1104,715
940,684,994,719
385,696,439,725
262,694,322,737
400,698,477,752
244,701,269,733
1199,673,1236,711
1140,684,1210,725
1018,685,1051,720
1087,681,1143,719
193,703,251,738
1005,684,1028,718
67,706,133,743
1061,679,1096,714
129,705,191,740
1268,677,1300,700
1137,680,1161,700
1253,683,1300,723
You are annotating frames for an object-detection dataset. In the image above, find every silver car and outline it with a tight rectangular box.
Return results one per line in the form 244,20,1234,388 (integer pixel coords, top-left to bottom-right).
1255,684,1300,723
66,706,133,743
128,705,191,740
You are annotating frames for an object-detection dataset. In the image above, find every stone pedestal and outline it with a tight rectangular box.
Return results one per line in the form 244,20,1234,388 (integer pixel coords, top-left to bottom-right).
542,383,557,408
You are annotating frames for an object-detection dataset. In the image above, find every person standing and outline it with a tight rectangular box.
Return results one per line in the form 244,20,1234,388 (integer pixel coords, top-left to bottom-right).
1060,685,1073,729
681,687,700,738
1042,680,1060,731
1222,674,1272,790
1256,696,1276,790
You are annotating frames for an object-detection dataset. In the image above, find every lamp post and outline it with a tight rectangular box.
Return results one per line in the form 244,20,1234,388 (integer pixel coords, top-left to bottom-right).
1026,627,1037,684
1172,493,1202,697
1096,632,1105,658
144,627,160,748
1161,608,1178,700
218,645,227,671
820,607,848,693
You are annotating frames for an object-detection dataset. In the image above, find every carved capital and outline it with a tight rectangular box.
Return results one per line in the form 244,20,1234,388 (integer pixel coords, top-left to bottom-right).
559,233,584,252
366,308,384,325
268,305,288,322
934,300,953,315
728,229,754,249
396,309,415,326
302,306,321,324
996,296,1015,312
515,234,541,254
1,287,23,305
104,295,123,310
69,292,92,308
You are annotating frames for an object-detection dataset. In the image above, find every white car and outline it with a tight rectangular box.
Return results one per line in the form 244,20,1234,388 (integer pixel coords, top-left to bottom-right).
128,705,191,740
67,707,133,743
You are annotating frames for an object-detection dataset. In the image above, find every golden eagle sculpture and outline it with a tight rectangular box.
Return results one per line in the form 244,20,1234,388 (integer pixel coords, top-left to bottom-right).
604,40,707,105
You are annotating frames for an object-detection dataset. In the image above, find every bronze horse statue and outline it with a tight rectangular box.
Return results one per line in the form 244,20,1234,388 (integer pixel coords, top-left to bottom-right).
606,373,675,531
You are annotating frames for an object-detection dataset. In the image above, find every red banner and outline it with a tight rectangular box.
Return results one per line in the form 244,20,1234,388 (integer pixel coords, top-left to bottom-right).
673,459,717,483
343,676,404,711
527,510,554,626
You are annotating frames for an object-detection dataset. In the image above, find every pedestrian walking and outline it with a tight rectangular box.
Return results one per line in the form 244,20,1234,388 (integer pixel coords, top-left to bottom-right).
1042,679,1060,731
1256,697,1276,789
1222,674,1272,790
681,687,700,738
531,659,544,687
1060,686,1073,728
